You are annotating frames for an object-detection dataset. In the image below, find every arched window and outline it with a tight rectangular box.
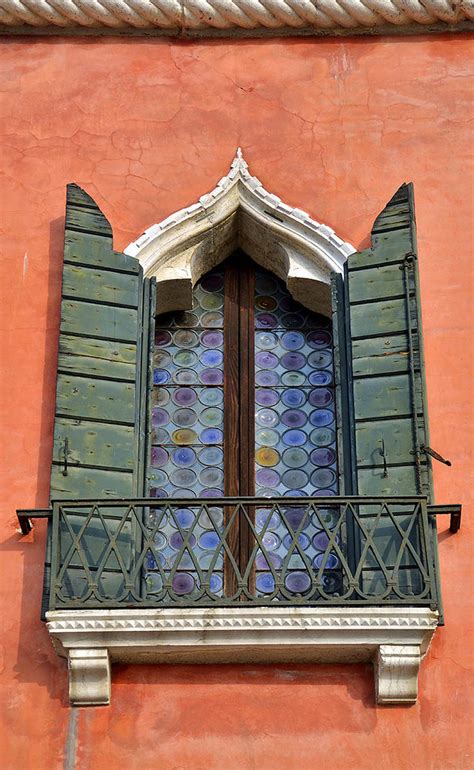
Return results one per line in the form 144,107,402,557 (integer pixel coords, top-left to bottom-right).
145,252,340,600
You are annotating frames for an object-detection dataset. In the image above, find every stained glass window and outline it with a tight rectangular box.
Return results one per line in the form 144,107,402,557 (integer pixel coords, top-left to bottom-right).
145,254,340,600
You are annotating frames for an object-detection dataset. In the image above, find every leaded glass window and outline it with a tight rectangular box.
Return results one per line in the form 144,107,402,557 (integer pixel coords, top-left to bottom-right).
146,252,340,599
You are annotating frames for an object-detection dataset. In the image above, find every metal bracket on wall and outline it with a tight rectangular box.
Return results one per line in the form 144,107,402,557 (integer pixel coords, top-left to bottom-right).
16,508,52,536
427,505,462,534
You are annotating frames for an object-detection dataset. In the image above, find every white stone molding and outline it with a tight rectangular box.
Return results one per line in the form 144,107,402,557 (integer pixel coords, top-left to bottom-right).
68,648,111,706
375,645,422,704
47,606,438,706
125,149,355,317
0,0,472,35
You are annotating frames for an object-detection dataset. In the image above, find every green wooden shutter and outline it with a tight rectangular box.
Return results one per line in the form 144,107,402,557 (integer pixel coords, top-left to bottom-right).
43,184,153,616
344,183,432,498
342,183,436,599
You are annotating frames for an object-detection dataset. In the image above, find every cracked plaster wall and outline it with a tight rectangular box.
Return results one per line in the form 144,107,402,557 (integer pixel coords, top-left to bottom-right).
0,33,473,770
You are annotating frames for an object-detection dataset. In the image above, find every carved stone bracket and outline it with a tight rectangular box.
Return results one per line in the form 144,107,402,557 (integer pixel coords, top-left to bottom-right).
375,645,422,704
68,649,111,706
47,606,437,707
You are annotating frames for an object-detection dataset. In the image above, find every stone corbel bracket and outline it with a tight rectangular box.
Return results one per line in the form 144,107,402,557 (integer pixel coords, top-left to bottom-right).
46,606,438,706
125,149,355,318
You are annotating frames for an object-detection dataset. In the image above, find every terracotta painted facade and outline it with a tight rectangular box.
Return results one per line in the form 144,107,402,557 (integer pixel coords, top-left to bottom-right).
0,33,473,769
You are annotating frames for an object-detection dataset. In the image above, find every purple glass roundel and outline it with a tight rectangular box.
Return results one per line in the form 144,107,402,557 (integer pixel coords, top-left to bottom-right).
210,573,223,593
172,387,197,407
283,507,306,530
256,313,278,330
151,447,168,468
150,487,167,498
172,447,196,467
256,468,280,488
200,349,224,367
200,273,224,293
282,429,306,447
309,388,333,408
281,409,307,428
153,369,170,385
255,552,282,570
281,331,305,351
155,330,172,347
174,508,195,528
282,389,306,408
170,532,196,550
262,531,281,550
172,573,195,595
201,488,223,498
313,553,339,569
256,572,275,594
309,370,333,386
283,532,310,550
199,369,223,385
256,509,281,530
255,370,279,387
285,571,311,593
256,388,279,407
313,531,340,551
255,351,279,369
199,530,221,550
201,330,224,348
281,352,306,370
309,409,334,428
307,330,332,349
310,447,336,467
152,408,170,427
200,428,223,444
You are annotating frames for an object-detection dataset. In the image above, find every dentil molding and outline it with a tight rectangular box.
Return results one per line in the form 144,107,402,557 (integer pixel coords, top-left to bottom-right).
0,0,472,36
46,606,438,706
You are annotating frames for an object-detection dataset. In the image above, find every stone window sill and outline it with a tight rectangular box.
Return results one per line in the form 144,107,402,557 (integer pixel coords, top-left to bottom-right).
46,606,437,706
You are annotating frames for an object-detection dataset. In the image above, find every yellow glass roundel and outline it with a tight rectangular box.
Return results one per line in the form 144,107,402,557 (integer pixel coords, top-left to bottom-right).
172,428,198,445
256,447,280,467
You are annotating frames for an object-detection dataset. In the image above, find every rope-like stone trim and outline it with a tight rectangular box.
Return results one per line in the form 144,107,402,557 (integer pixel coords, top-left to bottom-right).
0,0,472,32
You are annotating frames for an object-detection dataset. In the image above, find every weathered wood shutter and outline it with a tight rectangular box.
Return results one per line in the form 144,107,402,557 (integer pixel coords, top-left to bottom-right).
344,183,432,498
43,184,153,615
341,184,436,599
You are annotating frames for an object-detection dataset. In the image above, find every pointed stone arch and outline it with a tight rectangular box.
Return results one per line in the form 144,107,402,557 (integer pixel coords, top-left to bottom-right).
125,150,354,317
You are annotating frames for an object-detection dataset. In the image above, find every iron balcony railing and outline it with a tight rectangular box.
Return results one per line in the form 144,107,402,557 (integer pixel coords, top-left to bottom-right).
46,496,443,611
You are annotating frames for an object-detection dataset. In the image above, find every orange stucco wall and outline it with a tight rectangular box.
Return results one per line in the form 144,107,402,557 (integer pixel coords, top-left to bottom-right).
1,33,473,770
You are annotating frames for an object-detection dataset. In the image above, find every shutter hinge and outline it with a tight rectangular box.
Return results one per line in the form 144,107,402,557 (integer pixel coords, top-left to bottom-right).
413,444,452,467
378,438,388,477
62,437,70,476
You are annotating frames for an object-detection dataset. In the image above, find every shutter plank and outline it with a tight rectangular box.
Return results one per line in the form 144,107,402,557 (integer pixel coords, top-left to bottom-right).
57,336,136,379
352,334,410,376
52,418,135,470
55,374,135,423
62,264,140,307
60,299,138,341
